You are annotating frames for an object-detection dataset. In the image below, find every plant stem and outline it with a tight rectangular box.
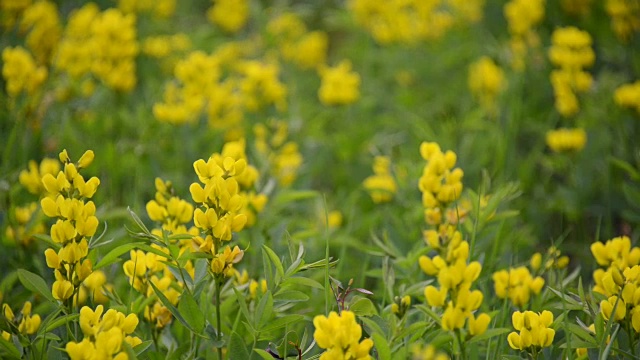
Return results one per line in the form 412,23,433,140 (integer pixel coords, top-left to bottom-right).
215,277,223,360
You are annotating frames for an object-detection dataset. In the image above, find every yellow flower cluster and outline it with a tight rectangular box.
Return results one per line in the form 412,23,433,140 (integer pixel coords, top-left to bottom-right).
318,60,361,106
492,266,545,308
216,140,265,227
313,311,373,360
233,269,268,300
190,141,262,277
19,157,60,194
20,0,61,65
591,236,640,331
363,156,397,203
238,60,288,113
411,344,450,360
549,27,595,117
504,0,544,70
5,202,46,247
530,246,570,271
605,0,640,41
118,0,176,19
391,295,411,318
418,141,489,336
267,12,329,70
65,305,142,360
467,56,506,114
55,4,139,92
507,310,555,350
154,47,287,136
207,0,249,33
2,46,47,98
123,247,181,329
89,9,138,91
7,158,58,247
146,177,195,234
545,128,587,153
420,229,490,334
254,120,303,187
0,0,30,29
418,142,463,226
77,270,112,305
40,150,100,302
614,80,640,114
2,301,41,337
349,0,484,45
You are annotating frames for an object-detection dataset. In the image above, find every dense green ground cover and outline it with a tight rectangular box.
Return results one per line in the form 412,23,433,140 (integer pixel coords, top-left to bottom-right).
1,0,640,359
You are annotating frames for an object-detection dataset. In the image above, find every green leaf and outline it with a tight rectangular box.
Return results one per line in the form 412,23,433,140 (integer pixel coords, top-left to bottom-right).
349,298,378,317
233,288,253,330
260,314,305,333
44,313,79,333
371,333,391,360
0,335,21,359
565,323,597,344
127,207,151,235
558,340,597,349
136,244,171,258
94,242,144,270
281,276,324,290
274,289,310,302
253,349,275,360
263,245,285,280
133,340,153,355
33,234,59,250
148,280,203,336
547,287,585,310
17,269,54,302
415,305,442,326
227,332,250,359
178,291,205,333
610,157,640,180
255,290,274,330
467,328,511,344
602,324,620,359
360,317,385,337
273,190,319,206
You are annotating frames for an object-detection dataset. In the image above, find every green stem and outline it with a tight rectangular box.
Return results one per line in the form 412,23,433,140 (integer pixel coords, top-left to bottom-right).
627,316,636,357
215,278,223,360
458,329,467,360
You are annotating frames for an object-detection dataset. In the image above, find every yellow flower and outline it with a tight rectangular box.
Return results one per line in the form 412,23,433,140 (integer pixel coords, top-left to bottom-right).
20,0,61,64
313,311,373,360
601,296,626,321
19,158,59,195
318,60,361,106
68,305,140,360
591,236,640,269
53,279,74,300
2,46,47,98
507,310,555,350
468,56,506,112
469,313,491,336
207,0,249,33
363,156,397,203
548,27,594,117
411,344,450,360
605,0,640,41
492,266,545,308
614,80,640,114
546,128,587,153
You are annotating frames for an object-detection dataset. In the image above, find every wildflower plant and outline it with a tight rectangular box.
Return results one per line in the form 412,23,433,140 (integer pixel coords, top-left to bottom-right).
4,1,640,359
40,150,100,305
